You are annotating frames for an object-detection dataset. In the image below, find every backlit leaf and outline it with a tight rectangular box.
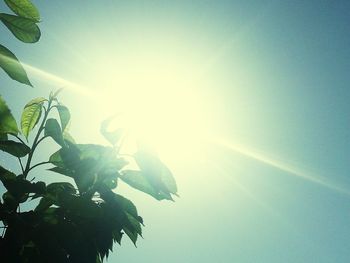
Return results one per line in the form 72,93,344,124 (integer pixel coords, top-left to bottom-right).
0,140,30,157
133,149,178,200
0,44,32,86
0,95,19,135
56,105,70,131
21,97,45,139
45,118,65,146
119,170,159,199
0,13,40,43
4,0,40,22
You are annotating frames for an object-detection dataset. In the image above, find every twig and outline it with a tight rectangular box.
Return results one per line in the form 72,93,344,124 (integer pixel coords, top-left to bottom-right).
28,161,51,173
23,100,52,179
13,134,25,145
18,157,24,173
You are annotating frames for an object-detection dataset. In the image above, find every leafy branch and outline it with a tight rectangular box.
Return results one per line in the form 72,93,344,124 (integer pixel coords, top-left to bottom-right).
0,1,177,262
0,0,41,87
0,91,177,262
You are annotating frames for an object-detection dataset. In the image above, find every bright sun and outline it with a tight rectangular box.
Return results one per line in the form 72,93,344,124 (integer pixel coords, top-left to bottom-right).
94,65,210,162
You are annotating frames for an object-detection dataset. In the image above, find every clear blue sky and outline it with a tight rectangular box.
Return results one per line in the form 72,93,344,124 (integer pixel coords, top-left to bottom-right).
1,1,350,262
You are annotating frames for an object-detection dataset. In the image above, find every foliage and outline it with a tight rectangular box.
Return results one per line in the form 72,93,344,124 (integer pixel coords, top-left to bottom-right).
0,1,177,262
0,90,177,263
0,0,41,86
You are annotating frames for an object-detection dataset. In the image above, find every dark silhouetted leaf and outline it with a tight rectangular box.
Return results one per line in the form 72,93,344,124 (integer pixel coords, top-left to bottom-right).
35,195,53,211
0,139,30,157
21,97,45,139
47,166,75,178
0,165,16,182
49,146,80,170
56,105,70,132
2,191,17,211
46,182,76,196
4,0,40,22
113,194,142,245
0,13,40,43
0,167,45,204
0,44,32,86
45,118,65,146
0,95,19,135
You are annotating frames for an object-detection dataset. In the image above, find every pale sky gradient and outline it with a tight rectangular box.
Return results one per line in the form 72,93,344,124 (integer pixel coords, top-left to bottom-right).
1,1,350,262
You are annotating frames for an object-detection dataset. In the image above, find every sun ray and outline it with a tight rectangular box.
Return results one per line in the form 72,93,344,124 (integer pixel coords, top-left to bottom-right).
212,138,350,196
206,158,279,215
22,62,96,97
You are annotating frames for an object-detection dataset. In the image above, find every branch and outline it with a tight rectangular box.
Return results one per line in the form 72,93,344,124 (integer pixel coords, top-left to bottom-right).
23,100,52,179
28,161,51,173
13,134,26,145
18,157,24,173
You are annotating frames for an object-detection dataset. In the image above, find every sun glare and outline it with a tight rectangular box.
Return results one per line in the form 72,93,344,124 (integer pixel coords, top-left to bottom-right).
25,27,217,164
92,61,210,162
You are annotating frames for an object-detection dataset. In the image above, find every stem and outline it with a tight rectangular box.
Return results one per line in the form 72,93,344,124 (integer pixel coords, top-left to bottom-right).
18,157,24,173
27,161,51,173
23,100,53,179
13,134,26,145
1,226,6,237
35,135,48,147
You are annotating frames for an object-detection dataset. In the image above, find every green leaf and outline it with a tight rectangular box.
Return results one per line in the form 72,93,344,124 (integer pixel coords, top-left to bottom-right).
49,146,80,169
2,191,18,211
0,95,19,135
63,130,75,144
0,165,16,183
49,144,124,193
1,168,46,201
21,97,45,139
0,139,30,157
56,105,70,131
35,183,76,212
46,182,76,196
119,170,158,199
0,44,32,86
4,0,40,22
131,149,178,200
35,196,53,211
45,118,65,146
0,13,40,43
114,194,142,245
102,176,118,190
47,166,75,178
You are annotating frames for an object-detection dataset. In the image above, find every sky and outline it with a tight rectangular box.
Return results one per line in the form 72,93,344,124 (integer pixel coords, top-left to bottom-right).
1,0,350,262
